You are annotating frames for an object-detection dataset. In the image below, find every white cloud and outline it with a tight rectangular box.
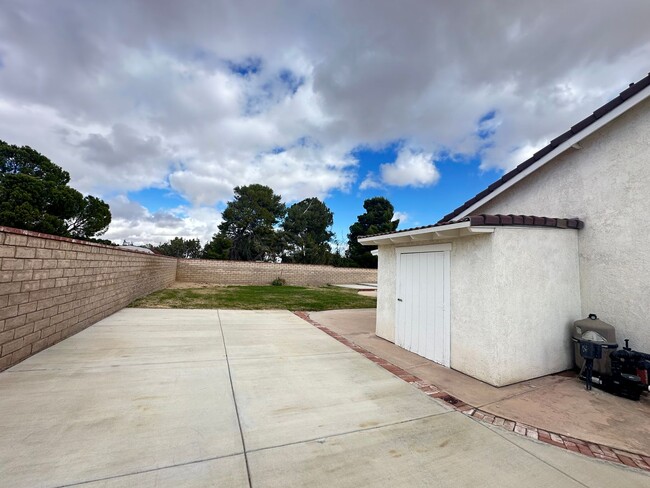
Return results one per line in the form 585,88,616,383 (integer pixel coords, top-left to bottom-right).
379,148,440,188
359,172,383,190
1,1,650,241
102,195,221,245
392,211,408,224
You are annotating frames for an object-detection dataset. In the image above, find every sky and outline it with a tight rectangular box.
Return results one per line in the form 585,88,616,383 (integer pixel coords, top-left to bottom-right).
1,1,649,246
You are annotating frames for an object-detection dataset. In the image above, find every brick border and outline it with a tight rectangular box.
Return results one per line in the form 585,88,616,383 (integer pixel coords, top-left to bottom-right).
294,311,650,472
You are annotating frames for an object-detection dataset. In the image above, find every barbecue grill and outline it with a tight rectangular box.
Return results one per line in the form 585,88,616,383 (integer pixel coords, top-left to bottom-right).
572,314,617,375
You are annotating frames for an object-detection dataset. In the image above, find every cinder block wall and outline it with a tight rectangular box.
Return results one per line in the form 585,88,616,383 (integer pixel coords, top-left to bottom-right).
0,227,177,371
177,259,377,286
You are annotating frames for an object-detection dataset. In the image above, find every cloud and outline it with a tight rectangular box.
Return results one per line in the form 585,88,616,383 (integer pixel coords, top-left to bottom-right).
392,211,408,224
102,195,221,245
1,1,650,241
379,148,440,188
168,142,357,206
359,171,382,190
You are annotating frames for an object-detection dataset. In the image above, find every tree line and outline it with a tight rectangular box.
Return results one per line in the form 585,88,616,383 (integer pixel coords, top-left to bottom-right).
149,184,398,268
0,139,399,268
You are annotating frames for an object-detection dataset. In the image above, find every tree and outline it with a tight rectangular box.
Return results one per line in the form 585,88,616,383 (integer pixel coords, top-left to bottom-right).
218,184,286,261
202,233,232,260
347,197,399,268
154,237,202,258
66,195,112,239
282,197,334,264
0,140,111,238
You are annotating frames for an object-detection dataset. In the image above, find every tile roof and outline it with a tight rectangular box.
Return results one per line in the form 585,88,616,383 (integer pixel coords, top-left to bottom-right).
437,72,650,224
360,214,584,239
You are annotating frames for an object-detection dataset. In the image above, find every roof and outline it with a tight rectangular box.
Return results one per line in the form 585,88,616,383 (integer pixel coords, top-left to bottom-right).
358,214,583,245
438,72,650,224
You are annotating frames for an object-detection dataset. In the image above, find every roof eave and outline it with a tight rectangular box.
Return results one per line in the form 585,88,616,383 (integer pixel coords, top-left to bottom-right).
358,220,494,246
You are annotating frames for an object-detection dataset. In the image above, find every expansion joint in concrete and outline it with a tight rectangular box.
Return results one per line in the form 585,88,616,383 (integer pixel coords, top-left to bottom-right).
51,453,243,488
247,410,454,455
217,309,254,488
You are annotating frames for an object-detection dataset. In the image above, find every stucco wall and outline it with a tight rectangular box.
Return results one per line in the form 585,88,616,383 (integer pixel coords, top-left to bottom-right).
177,259,377,286
0,227,177,371
375,227,581,386
477,96,650,353
451,228,581,386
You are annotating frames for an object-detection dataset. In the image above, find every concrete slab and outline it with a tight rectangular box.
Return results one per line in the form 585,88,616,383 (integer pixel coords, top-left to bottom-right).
75,456,249,488
12,315,224,371
482,377,650,456
222,326,354,359
2,307,646,487
0,362,242,488
218,309,309,325
311,308,650,457
229,353,449,451
485,424,650,487
409,362,574,407
218,312,336,374
99,308,222,326
247,412,584,488
218,310,315,330
309,309,376,335
310,309,573,405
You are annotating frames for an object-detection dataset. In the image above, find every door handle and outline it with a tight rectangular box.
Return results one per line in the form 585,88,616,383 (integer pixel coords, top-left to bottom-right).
397,298,403,302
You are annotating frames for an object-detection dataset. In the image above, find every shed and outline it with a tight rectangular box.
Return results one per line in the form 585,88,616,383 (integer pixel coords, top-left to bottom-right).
360,215,583,386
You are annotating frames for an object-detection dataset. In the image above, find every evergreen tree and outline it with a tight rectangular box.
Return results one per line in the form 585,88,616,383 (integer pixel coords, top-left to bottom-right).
218,184,286,261
202,233,233,260
0,140,111,238
282,197,334,264
154,237,202,258
347,197,398,268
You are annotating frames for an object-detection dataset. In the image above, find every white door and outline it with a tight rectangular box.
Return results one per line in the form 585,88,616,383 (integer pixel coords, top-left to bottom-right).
395,250,449,366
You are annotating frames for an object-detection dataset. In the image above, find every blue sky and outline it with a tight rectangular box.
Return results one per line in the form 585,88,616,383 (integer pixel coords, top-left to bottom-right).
325,144,501,239
1,1,649,245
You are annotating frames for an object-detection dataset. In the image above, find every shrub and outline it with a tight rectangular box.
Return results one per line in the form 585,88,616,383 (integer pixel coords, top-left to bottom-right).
271,277,286,286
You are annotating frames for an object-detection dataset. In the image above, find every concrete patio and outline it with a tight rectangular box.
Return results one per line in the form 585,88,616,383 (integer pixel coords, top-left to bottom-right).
310,309,650,458
1,309,648,487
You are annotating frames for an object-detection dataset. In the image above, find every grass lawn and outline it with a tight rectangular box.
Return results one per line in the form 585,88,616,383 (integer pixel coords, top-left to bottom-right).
129,285,376,311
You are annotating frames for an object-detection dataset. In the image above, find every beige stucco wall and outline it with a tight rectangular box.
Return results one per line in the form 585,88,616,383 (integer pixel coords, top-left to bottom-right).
451,228,581,386
375,227,581,386
477,96,650,354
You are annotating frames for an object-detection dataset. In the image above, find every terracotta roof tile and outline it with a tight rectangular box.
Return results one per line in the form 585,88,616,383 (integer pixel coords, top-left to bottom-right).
360,214,584,239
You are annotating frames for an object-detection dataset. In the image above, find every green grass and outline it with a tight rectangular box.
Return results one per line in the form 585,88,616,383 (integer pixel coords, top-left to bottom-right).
129,285,376,311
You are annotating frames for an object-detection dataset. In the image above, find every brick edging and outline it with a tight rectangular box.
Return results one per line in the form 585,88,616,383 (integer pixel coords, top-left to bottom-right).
293,311,650,472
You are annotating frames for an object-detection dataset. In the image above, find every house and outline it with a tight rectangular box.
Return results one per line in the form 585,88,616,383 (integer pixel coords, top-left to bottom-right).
359,73,650,387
